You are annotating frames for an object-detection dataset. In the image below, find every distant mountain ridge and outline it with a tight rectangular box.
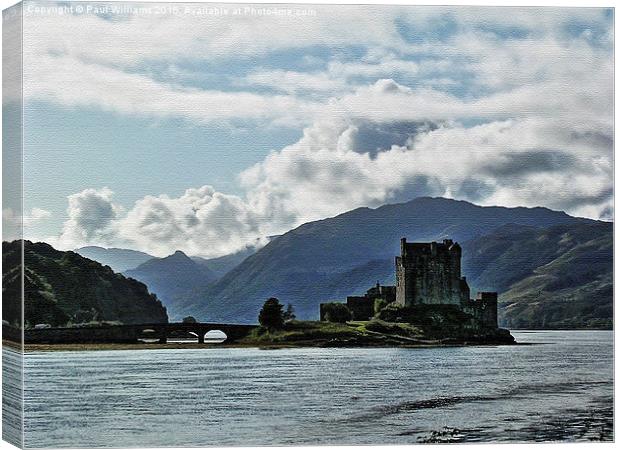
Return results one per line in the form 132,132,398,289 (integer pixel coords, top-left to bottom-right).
3,241,168,327
191,246,258,279
77,245,261,320
75,246,155,272
174,197,607,328
124,250,219,320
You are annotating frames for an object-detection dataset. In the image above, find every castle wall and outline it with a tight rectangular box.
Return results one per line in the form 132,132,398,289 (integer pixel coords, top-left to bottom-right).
476,292,498,329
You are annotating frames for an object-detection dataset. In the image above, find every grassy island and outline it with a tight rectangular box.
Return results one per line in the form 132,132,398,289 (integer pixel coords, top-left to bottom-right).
238,319,515,348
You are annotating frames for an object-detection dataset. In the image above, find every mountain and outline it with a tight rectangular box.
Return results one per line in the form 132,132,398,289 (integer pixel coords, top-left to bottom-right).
2,240,168,327
191,245,258,279
75,246,155,272
463,222,612,329
178,197,600,325
124,251,218,319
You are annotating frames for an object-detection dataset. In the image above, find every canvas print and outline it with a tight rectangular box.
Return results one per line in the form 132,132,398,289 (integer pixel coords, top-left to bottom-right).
1,1,614,447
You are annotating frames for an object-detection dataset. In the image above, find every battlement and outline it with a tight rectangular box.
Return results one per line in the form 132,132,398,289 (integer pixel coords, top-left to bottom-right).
399,238,460,260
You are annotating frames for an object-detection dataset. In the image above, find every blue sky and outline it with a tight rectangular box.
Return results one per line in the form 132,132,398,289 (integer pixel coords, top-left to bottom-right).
4,2,614,257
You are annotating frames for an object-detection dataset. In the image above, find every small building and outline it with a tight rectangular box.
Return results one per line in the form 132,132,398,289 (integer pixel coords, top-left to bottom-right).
346,283,396,321
320,283,396,321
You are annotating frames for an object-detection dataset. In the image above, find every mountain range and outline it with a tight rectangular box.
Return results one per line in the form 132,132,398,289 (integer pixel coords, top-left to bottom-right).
64,197,611,329
171,197,610,328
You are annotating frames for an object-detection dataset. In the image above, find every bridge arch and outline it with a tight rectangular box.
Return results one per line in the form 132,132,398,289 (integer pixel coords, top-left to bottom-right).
137,328,160,343
168,329,200,343
203,330,227,343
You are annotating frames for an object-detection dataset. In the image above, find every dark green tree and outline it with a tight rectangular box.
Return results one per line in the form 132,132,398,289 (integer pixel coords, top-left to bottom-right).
258,297,285,330
323,303,351,323
182,316,197,323
374,298,389,315
283,303,296,321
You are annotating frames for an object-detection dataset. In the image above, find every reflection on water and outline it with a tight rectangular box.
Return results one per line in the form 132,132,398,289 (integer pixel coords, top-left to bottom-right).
11,330,614,447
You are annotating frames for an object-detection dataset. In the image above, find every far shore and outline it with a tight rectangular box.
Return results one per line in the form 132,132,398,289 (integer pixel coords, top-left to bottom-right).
4,339,532,353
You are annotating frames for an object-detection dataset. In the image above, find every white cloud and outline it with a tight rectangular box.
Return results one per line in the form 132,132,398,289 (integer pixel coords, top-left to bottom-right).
241,70,349,95
54,186,269,257
19,4,612,128
241,54,424,95
238,115,612,226
24,208,52,227
24,54,321,126
117,186,267,257
22,3,407,67
21,4,613,254
55,188,123,248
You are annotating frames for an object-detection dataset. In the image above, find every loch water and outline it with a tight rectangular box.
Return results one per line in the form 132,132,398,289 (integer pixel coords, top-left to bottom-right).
8,330,614,447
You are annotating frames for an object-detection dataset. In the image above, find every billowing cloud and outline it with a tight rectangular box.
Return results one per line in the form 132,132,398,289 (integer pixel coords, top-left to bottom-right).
239,115,612,225
55,186,269,257
56,188,123,248
18,4,612,255
117,186,267,257
55,112,612,257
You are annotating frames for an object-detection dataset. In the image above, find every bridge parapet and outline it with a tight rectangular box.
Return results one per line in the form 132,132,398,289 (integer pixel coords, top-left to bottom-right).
22,323,258,345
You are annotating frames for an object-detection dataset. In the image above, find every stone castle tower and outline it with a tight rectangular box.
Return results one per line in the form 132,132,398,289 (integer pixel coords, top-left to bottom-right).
395,238,470,306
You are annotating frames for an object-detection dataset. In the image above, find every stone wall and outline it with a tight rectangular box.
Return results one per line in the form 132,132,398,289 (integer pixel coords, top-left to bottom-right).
346,296,374,321
461,292,498,331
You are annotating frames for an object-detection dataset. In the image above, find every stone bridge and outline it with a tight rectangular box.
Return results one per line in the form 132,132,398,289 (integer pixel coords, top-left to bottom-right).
17,322,258,345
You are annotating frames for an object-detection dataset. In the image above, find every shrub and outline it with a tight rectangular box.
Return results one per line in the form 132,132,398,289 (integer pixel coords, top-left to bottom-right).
283,303,296,321
322,303,351,323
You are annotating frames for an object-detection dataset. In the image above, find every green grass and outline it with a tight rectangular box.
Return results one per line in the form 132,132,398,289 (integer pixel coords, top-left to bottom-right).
243,320,359,344
241,319,425,346
357,319,423,337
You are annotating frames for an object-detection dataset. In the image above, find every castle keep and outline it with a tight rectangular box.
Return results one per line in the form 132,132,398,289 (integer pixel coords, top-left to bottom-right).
320,237,498,330
396,238,469,306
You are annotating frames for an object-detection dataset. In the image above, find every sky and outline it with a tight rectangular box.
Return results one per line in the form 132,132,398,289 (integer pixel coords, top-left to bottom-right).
3,2,614,258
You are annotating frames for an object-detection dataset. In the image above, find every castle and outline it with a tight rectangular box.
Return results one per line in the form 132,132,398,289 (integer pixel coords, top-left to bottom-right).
320,238,498,330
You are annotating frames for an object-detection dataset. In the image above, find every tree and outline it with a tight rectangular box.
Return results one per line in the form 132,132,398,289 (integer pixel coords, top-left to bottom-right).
374,298,388,315
258,297,285,330
182,316,197,323
283,303,296,321
323,303,351,323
